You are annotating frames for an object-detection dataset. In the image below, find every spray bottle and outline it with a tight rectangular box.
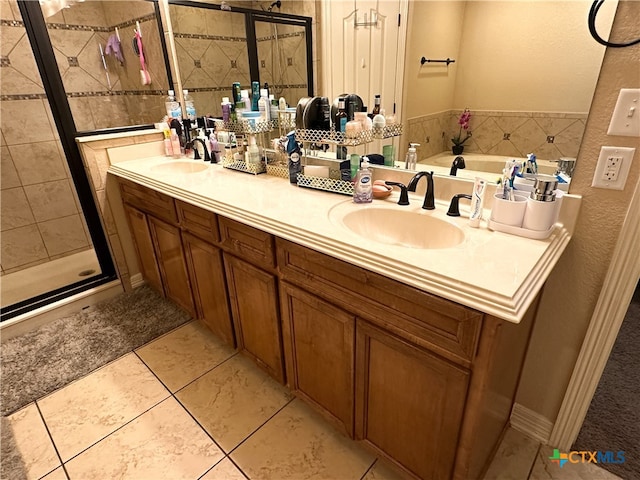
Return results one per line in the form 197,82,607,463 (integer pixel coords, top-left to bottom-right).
405,143,420,169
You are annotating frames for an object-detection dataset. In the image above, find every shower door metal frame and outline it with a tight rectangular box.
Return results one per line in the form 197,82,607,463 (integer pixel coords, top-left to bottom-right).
1,1,119,321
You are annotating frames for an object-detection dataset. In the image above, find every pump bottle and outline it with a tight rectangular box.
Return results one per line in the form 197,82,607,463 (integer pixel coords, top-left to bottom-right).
183,90,196,122
353,156,373,203
405,143,420,170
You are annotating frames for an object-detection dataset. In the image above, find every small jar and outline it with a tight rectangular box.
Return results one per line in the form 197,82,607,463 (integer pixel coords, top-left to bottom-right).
354,111,372,131
345,120,363,138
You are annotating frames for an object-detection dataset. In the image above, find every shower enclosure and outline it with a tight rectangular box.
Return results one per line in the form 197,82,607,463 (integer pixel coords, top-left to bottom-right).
0,0,170,321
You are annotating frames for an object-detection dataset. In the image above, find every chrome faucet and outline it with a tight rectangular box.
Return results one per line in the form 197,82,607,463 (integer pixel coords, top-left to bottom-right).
407,171,435,210
450,156,466,176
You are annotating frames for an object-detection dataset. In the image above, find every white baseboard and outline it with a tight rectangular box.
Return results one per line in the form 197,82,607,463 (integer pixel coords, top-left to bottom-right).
510,403,554,444
130,273,145,289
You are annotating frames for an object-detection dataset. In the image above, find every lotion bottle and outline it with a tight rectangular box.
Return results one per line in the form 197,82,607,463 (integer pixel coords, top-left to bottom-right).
405,143,420,169
353,156,373,203
247,135,260,167
258,88,270,121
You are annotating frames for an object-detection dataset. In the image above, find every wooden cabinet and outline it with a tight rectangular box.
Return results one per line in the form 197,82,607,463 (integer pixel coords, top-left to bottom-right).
182,232,234,346
148,216,196,317
224,253,284,383
114,177,539,480
280,283,355,436
123,204,163,295
355,320,469,480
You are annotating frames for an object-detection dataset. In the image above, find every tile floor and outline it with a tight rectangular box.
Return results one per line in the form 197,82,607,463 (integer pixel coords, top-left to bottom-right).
6,319,623,480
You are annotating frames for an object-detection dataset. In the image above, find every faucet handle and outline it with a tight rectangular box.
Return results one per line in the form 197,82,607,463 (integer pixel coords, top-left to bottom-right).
447,194,472,216
385,182,410,206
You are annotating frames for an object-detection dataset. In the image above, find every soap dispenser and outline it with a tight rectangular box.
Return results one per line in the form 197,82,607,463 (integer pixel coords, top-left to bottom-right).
405,143,420,169
354,156,373,204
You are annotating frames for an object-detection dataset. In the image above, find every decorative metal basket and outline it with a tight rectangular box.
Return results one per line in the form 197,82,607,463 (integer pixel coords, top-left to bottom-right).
266,164,289,178
222,157,266,175
296,173,354,196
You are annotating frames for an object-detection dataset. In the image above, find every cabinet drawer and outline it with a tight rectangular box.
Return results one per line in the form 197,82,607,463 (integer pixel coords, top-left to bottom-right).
218,216,275,270
118,178,177,224
176,200,219,244
276,238,483,366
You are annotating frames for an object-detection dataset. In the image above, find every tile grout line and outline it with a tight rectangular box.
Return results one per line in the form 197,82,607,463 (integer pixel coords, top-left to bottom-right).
34,401,70,480
227,396,297,458
170,350,240,396
359,458,378,480
526,442,543,480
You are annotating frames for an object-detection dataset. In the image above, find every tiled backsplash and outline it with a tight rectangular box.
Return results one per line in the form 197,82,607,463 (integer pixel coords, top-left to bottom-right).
407,110,587,162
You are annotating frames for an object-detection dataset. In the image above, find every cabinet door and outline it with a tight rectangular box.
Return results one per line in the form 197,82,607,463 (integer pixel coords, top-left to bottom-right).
182,232,234,346
123,204,164,295
280,283,355,436
356,320,469,480
148,216,196,317
224,254,284,383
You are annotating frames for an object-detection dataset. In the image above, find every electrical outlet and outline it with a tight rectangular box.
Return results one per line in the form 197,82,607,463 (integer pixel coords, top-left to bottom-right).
592,146,636,190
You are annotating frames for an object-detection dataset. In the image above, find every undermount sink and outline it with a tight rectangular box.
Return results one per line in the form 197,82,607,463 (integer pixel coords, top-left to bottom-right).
332,205,465,249
151,160,209,175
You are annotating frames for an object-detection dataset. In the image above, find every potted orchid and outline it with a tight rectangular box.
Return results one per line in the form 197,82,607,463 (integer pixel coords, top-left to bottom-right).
451,108,472,155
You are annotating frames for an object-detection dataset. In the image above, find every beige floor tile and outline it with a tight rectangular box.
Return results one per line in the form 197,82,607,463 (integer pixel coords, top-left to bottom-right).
177,354,293,452
200,458,247,480
37,353,169,462
483,427,540,480
136,320,236,392
362,458,414,480
65,397,223,480
231,398,375,480
42,466,68,480
6,403,60,480
529,445,622,480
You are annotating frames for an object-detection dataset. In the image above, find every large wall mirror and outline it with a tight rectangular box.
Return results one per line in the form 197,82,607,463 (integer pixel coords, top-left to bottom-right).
395,0,618,187
167,0,313,119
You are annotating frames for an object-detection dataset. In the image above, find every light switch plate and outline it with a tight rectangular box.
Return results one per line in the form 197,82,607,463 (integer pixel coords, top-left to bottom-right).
592,146,636,190
608,88,640,136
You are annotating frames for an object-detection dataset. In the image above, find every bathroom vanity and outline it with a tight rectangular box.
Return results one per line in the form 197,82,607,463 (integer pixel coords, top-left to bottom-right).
107,154,578,480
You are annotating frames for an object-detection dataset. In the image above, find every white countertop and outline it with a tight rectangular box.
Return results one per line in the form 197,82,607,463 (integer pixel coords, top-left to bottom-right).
108,154,578,323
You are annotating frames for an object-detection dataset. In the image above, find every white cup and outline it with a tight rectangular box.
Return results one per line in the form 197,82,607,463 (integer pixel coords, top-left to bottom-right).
490,193,527,227
522,197,559,231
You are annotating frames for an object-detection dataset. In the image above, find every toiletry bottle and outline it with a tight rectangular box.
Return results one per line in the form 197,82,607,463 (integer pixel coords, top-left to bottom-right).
335,98,348,132
371,94,381,117
237,90,250,114
163,128,173,157
170,128,181,158
469,177,487,228
165,90,181,120
353,156,373,203
404,143,420,169
269,94,278,122
258,88,270,122
317,97,331,131
279,97,287,111
247,135,260,167
286,131,301,183
209,130,220,163
221,97,232,122
350,154,361,179
251,81,260,111
183,90,196,122
232,82,241,104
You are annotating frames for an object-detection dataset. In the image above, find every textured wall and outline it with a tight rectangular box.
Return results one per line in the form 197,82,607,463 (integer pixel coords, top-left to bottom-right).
515,0,640,424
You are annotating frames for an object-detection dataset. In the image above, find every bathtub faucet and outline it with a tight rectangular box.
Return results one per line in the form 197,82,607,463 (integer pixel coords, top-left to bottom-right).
450,156,466,176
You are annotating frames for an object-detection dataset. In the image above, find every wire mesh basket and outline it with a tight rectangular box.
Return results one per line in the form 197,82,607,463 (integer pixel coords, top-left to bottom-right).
222,157,266,175
372,123,403,139
214,119,274,135
295,128,373,146
296,173,354,196
266,164,289,178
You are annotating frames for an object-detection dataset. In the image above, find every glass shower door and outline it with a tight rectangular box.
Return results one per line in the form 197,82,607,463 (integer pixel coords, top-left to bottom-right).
0,1,115,320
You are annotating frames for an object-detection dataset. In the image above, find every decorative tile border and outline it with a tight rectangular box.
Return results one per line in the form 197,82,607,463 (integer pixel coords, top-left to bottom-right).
1,56,10,67
45,13,156,33
1,91,166,102
0,94,48,101
257,31,305,42
0,20,24,27
174,33,246,42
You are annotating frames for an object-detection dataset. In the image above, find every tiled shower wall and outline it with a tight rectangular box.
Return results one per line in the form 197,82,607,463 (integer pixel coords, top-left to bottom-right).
1,3,92,276
45,0,168,130
406,110,587,162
